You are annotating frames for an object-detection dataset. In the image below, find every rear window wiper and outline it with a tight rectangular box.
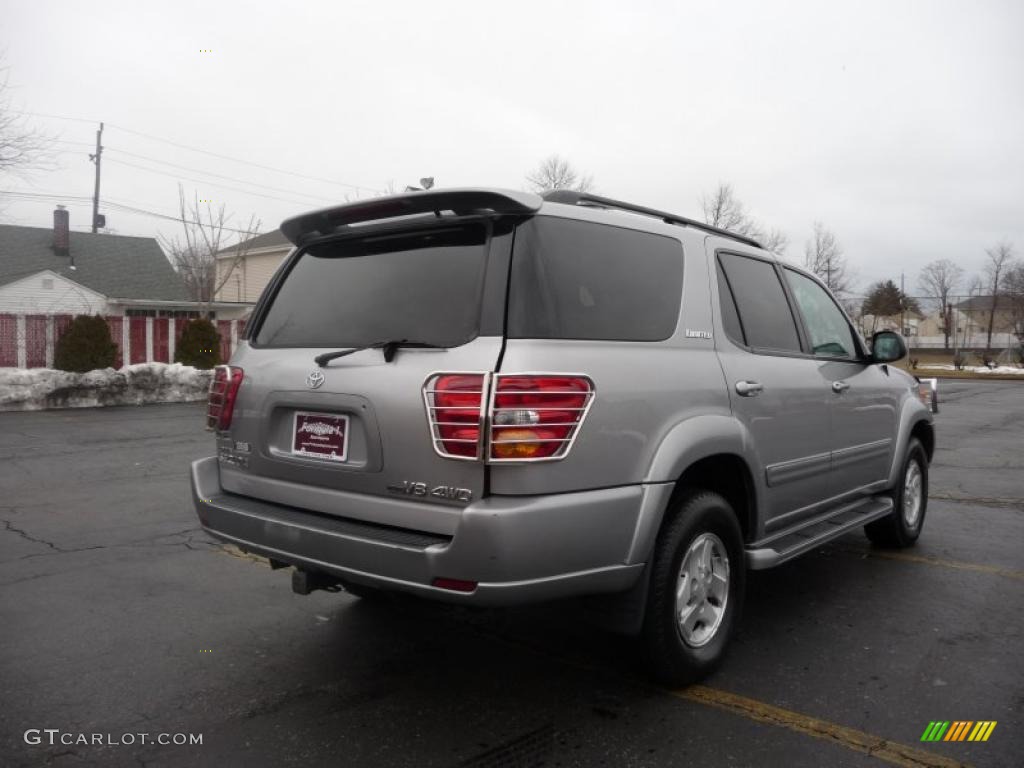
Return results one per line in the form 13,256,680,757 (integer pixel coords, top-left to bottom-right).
314,339,445,367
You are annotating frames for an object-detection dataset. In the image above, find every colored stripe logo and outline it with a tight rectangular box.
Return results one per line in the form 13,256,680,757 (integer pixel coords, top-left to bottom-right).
921,721,997,742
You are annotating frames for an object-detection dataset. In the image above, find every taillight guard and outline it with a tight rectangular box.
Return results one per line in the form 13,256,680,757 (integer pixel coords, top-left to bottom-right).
488,373,595,462
207,365,244,431
422,371,595,463
422,372,490,461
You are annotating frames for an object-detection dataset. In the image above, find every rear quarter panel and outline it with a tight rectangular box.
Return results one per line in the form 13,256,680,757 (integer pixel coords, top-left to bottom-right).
491,223,733,495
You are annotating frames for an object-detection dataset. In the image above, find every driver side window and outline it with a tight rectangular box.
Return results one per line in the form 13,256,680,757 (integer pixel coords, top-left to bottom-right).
783,269,859,358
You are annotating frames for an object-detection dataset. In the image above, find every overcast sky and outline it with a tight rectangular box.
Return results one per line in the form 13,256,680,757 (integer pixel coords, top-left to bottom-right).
2,0,1022,295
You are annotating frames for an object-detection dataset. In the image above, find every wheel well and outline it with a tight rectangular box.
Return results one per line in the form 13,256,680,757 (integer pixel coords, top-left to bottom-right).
911,421,935,462
671,454,755,542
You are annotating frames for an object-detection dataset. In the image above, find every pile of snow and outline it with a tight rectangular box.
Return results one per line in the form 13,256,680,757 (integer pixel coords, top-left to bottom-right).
0,363,213,411
917,364,1024,375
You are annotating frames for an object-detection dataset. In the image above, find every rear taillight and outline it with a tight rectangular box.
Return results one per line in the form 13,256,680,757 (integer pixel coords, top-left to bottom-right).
489,375,593,461
424,373,487,459
207,365,244,431
423,372,594,462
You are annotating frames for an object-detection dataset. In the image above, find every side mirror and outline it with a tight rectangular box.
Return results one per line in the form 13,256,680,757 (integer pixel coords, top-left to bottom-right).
871,330,907,363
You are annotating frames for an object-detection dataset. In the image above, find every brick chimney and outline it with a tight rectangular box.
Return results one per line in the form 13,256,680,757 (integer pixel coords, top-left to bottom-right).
53,206,70,257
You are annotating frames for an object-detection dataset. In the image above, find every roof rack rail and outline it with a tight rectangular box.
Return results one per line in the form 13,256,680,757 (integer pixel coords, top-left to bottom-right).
541,189,762,249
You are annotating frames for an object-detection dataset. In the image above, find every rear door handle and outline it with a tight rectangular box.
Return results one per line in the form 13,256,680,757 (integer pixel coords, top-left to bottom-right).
735,380,764,397
832,380,850,393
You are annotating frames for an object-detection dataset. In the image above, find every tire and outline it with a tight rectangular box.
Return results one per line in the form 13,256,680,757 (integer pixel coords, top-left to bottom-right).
641,490,745,686
865,437,928,548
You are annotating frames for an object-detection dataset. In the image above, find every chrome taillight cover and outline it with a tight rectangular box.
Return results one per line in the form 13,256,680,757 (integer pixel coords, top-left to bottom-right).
423,372,595,463
207,364,243,431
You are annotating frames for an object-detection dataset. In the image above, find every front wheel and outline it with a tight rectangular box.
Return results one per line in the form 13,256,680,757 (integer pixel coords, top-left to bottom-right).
641,490,745,686
865,437,928,548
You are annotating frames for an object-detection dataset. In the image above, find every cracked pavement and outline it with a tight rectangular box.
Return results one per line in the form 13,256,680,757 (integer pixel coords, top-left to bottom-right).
1,387,1022,767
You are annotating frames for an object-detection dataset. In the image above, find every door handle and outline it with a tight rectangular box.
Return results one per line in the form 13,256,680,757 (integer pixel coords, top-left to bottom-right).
735,380,764,397
832,380,850,393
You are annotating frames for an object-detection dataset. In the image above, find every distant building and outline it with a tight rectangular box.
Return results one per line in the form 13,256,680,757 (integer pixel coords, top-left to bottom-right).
904,297,1020,349
0,207,249,319
214,229,291,303
952,295,1022,347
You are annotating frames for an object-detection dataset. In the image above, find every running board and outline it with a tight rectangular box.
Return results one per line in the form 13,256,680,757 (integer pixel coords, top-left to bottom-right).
745,497,894,570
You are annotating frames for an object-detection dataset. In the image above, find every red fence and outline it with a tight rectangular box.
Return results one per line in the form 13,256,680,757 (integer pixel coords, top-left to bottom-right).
0,314,17,367
0,313,247,369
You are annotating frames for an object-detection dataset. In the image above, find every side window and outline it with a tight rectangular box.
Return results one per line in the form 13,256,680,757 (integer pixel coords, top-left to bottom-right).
783,269,859,359
716,262,744,345
717,253,802,352
508,217,684,341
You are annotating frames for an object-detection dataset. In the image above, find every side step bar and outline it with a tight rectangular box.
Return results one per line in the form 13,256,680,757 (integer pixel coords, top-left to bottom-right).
745,496,894,570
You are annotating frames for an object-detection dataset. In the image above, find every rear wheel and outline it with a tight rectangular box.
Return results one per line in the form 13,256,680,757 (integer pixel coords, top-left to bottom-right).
641,490,745,686
865,437,928,548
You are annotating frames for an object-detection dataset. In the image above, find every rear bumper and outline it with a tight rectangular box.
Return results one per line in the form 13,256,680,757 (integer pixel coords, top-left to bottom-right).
191,457,647,606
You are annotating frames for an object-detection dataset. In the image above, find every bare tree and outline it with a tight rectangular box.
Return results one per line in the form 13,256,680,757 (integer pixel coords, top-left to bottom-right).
803,221,851,296
1003,261,1024,352
759,228,789,257
700,183,788,256
158,185,261,311
701,183,758,236
525,155,595,194
0,56,53,177
918,258,964,350
982,241,1014,351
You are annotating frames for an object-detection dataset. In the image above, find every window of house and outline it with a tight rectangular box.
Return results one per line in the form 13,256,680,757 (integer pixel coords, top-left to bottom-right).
41,278,54,290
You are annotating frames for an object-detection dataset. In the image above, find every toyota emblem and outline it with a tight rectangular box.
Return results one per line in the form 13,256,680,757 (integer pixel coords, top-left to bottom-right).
306,370,325,390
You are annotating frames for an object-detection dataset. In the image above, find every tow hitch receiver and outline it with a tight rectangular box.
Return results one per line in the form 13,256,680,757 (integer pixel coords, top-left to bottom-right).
291,569,341,595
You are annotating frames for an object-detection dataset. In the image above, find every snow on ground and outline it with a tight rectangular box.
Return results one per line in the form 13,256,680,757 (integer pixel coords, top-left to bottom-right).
0,363,213,411
917,364,1024,374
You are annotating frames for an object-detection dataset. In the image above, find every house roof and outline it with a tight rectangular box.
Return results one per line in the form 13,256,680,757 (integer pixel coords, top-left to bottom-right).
215,228,289,256
0,224,190,301
956,295,1011,311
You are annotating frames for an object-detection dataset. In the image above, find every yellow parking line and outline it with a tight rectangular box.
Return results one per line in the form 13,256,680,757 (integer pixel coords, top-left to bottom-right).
675,686,968,768
855,549,1024,581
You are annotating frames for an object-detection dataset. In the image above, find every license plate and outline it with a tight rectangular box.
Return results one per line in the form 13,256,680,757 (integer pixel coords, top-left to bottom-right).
292,411,349,462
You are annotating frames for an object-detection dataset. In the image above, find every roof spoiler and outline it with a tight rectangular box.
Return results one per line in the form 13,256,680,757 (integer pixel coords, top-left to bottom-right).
280,188,543,245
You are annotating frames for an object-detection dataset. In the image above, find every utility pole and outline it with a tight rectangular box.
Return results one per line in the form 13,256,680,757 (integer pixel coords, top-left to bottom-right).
89,122,104,233
900,272,905,337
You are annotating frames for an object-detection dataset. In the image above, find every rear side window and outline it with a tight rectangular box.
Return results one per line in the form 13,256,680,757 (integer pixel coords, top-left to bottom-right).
254,225,488,347
717,252,802,352
508,217,683,341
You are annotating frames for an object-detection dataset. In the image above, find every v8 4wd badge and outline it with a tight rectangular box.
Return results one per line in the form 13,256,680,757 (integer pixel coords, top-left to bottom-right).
387,481,472,503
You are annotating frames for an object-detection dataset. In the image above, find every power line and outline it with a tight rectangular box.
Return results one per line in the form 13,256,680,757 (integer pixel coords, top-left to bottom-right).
7,109,98,125
105,147,339,205
1,190,263,235
9,110,383,193
106,123,383,193
104,157,326,208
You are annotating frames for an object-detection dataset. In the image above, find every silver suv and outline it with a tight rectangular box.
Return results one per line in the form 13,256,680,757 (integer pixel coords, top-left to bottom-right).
191,188,935,684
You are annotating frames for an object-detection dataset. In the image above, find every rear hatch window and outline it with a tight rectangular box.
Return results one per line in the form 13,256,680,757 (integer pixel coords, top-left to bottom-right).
507,216,684,341
254,223,490,348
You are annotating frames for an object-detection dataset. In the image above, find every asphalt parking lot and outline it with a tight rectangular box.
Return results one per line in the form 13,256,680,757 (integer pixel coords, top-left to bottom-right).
1,380,1021,768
